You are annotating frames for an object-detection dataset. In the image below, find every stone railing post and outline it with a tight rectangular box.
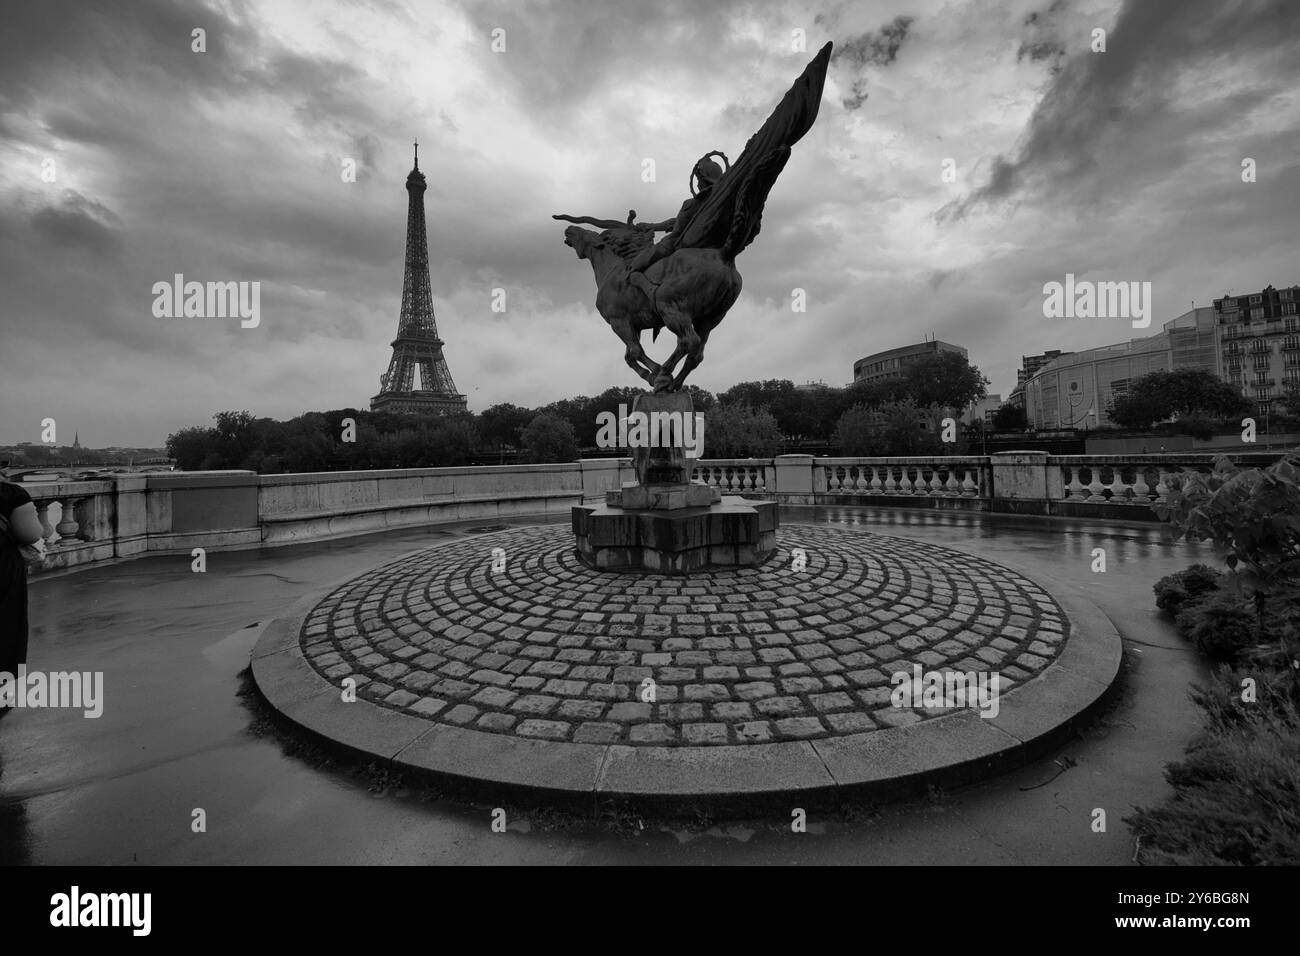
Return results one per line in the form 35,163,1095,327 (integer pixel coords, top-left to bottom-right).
989,451,1051,516
114,475,149,558
773,454,815,504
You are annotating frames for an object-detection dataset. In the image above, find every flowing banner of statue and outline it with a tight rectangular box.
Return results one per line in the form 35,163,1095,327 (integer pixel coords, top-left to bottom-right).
554,42,833,393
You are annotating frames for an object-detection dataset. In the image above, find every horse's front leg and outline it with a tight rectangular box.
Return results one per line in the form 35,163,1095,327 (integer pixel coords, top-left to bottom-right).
609,316,659,385
652,304,699,392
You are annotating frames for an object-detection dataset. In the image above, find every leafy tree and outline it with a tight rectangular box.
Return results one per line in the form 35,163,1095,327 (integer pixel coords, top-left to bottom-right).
1109,369,1251,429
519,413,578,463
991,404,1028,431
703,404,783,458
681,384,716,412
718,379,795,410
211,410,258,467
898,351,988,410
832,400,946,456
166,425,219,471
831,404,884,456
478,403,534,450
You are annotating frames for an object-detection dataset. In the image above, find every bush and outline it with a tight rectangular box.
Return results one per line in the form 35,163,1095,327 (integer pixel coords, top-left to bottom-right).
1174,591,1259,662
1127,668,1300,865
1153,564,1223,615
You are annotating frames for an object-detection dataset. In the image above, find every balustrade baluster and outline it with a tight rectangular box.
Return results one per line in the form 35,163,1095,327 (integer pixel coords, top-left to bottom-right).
1131,468,1151,503
1153,471,1171,505
1065,467,1086,500
1112,468,1134,504
56,497,80,541
1085,467,1107,503
36,501,54,544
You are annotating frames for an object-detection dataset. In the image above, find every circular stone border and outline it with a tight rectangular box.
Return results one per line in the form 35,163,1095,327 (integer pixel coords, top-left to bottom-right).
250,523,1122,816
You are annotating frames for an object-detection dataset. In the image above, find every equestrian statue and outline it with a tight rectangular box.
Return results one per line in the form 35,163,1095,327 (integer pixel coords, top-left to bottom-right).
554,42,832,392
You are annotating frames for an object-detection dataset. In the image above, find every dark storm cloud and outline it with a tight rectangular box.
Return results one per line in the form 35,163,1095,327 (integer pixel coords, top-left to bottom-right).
948,0,1300,216
0,0,255,110
828,15,912,111
830,15,913,69
0,0,378,137
1017,40,1065,65
27,190,123,254
841,78,868,111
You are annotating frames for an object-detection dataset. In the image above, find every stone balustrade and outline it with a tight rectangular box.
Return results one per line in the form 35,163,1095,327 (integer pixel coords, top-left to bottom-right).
690,459,772,494
6,450,1284,576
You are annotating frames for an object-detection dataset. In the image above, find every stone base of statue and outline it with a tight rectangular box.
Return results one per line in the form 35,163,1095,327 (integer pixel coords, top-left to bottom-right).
572,391,778,574
573,496,778,574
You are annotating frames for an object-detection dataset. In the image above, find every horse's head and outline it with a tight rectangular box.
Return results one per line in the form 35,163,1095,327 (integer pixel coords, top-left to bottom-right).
563,225,594,259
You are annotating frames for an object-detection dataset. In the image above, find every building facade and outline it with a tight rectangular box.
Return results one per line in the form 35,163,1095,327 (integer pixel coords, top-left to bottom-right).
1006,350,1069,408
853,340,967,385
1214,284,1300,419
965,394,1002,426
1021,308,1219,429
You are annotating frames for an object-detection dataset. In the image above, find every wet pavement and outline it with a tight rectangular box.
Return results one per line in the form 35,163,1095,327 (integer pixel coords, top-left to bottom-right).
0,507,1213,865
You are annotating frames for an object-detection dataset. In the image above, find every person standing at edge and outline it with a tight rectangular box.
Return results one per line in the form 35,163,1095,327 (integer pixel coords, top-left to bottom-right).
0,475,43,718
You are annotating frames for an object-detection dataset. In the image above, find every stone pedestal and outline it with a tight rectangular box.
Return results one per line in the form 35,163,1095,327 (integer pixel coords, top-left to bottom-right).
574,389,777,573
572,496,778,574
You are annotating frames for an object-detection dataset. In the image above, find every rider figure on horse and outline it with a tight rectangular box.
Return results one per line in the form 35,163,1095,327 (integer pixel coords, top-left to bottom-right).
625,152,726,302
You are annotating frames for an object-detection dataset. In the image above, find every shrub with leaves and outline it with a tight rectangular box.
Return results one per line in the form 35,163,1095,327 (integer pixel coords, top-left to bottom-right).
1152,564,1223,615
1127,667,1300,865
1156,450,1300,687
1156,452,1300,598
1174,591,1258,662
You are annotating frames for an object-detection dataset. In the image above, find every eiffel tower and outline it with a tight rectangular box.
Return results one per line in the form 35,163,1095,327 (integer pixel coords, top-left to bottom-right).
371,142,468,415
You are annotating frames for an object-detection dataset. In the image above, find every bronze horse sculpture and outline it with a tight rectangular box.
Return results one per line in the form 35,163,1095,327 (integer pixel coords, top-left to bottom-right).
555,42,832,392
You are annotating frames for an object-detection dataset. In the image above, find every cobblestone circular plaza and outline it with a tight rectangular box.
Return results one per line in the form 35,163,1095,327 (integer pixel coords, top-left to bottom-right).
303,525,1067,743
252,522,1121,811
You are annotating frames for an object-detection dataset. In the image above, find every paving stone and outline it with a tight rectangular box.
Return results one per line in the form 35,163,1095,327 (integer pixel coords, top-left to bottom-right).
442,704,479,725
516,719,571,740
608,702,653,722
683,723,730,745
476,712,517,732
511,694,560,715
774,717,825,739
629,723,676,743
573,722,621,743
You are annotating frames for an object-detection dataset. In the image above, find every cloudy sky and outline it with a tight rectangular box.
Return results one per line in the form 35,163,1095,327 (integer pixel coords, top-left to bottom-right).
2,0,1298,447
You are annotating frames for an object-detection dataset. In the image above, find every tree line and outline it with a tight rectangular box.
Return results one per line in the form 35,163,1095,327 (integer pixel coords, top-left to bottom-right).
165,351,993,472
163,360,1291,473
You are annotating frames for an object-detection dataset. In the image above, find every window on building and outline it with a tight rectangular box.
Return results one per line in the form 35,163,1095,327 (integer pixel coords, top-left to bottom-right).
1250,294,1263,304
1251,307,1265,319
1284,303,1297,315
1281,290,1294,301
